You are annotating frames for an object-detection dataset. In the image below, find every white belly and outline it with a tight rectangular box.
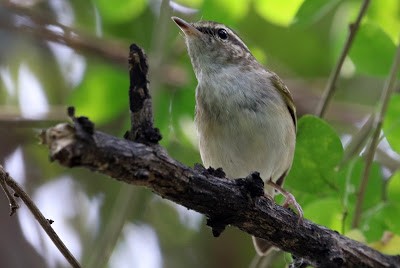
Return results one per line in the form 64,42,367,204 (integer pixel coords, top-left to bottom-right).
196,101,295,197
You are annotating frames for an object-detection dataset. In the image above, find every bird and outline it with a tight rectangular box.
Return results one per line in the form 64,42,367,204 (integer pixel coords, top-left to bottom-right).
172,16,302,256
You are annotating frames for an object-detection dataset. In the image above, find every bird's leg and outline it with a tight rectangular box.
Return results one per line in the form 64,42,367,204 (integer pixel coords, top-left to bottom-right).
266,179,303,221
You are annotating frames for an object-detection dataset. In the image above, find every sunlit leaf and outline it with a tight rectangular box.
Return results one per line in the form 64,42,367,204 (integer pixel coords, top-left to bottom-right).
292,0,341,27
370,233,400,255
254,0,304,27
366,0,400,43
383,94,400,154
345,229,366,243
349,23,397,77
286,115,343,194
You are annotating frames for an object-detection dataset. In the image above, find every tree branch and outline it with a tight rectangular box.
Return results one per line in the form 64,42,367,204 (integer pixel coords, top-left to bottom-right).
316,0,371,117
38,44,400,268
40,111,400,268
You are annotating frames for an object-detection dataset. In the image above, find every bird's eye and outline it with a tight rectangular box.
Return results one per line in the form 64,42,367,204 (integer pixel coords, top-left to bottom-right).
217,29,228,40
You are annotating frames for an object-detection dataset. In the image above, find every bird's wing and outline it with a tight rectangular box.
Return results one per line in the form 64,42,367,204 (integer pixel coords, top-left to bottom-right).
270,73,297,131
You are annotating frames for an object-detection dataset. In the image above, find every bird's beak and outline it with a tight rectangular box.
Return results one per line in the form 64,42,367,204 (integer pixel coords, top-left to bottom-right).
171,16,201,37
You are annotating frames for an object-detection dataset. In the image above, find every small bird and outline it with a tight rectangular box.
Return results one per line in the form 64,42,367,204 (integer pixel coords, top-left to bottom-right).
172,16,302,256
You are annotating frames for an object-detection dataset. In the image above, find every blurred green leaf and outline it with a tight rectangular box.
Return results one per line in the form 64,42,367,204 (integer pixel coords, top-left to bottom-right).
303,197,344,232
383,94,400,154
153,85,200,166
286,115,343,195
94,0,146,24
387,171,400,203
146,199,200,246
366,0,400,43
69,63,128,124
292,0,341,27
202,0,250,24
336,158,386,239
254,0,304,26
363,202,400,241
338,158,383,214
349,23,397,77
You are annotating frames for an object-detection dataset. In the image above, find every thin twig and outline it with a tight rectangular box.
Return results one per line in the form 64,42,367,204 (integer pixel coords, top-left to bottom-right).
352,34,400,228
316,0,371,117
1,171,81,268
0,166,20,215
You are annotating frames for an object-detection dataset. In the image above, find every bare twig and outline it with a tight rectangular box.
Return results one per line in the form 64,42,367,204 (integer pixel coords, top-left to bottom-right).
316,0,371,117
0,166,20,215
352,35,400,228
0,167,81,268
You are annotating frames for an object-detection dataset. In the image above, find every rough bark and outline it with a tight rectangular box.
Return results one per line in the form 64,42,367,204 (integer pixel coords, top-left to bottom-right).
39,44,400,268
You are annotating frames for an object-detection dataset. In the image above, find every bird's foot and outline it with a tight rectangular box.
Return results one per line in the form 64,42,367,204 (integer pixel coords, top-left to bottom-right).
266,179,303,223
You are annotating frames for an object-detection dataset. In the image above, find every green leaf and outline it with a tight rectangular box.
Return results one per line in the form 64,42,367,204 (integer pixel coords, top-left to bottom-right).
349,23,397,77
388,171,400,203
69,63,128,124
338,158,384,212
336,158,385,239
303,197,344,232
254,0,304,27
362,202,400,241
292,0,341,27
286,115,343,195
202,0,250,24
94,0,146,24
366,0,400,44
383,94,400,154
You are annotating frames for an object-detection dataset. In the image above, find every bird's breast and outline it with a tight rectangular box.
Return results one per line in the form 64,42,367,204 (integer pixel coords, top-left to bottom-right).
195,82,296,186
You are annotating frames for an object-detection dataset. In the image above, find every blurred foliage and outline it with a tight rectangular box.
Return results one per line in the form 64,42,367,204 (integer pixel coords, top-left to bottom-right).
0,0,399,268
384,93,400,153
